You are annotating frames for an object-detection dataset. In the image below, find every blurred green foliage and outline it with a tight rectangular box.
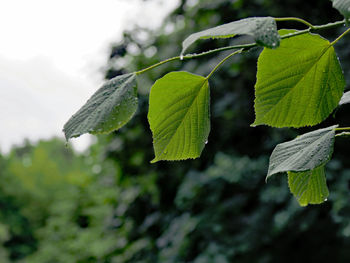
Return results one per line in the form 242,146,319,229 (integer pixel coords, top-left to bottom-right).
2,0,350,262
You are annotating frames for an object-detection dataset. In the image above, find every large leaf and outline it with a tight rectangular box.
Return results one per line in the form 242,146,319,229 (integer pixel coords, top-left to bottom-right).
253,31,345,128
288,165,329,206
181,17,280,56
267,125,337,180
148,71,210,162
331,0,350,19
63,73,138,140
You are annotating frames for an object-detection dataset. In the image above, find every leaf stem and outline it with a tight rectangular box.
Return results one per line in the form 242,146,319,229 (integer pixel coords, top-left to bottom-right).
280,28,311,39
335,127,350,132
185,43,255,59
335,132,350,137
330,27,350,46
275,17,314,29
206,49,244,79
136,56,179,75
312,19,347,30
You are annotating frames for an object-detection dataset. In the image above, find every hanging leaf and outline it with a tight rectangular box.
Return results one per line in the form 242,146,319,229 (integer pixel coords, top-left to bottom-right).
253,31,345,128
288,165,329,206
63,73,138,140
339,91,350,105
148,71,210,163
331,0,350,19
267,125,337,180
181,17,280,56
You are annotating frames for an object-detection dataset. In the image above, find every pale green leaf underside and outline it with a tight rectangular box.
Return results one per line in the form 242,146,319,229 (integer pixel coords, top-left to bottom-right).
254,31,345,128
339,91,350,105
267,125,337,180
288,165,329,206
331,0,350,18
181,17,280,56
148,71,210,162
63,73,138,140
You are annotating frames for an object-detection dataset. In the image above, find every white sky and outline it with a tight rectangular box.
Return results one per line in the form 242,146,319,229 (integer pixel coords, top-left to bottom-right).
0,0,179,153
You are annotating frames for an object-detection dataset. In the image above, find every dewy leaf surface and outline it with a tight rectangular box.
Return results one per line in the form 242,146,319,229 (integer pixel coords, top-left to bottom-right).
148,71,210,162
181,17,280,56
254,31,345,128
288,165,329,206
331,0,350,19
63,73,138,140
339,91,350,105
267,125,337,180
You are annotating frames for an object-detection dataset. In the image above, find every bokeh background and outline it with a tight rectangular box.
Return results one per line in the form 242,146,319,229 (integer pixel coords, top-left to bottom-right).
1,0,350,262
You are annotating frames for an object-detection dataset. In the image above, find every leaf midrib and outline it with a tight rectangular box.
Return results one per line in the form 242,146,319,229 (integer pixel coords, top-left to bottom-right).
156,79,207,160
258,44,331,123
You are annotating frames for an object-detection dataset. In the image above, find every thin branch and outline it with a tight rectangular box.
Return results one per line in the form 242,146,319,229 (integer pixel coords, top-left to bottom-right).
134,18,349,76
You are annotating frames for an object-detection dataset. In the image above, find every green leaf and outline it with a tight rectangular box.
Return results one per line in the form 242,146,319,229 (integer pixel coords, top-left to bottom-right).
253,31,345,128
181,17,280,56
63,73,138,140
267,125,337,180
288,165,329,206
331,0,350,19
339,91,350,105
148,71,210,162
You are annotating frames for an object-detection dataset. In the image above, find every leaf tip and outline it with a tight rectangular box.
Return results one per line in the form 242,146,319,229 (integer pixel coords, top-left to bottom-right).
250,120,261,127
150,158,158,164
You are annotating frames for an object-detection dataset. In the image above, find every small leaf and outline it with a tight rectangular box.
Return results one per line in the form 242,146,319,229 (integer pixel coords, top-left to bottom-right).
288,165,329,206
181,17,280,56
267,125,337,180
63,73,138,140
253,31,345,128
331,0,350,19
339,91,350,105
148,71,210,162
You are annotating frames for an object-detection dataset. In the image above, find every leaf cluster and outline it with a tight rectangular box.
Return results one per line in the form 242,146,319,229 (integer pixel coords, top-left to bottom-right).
64,0,350,206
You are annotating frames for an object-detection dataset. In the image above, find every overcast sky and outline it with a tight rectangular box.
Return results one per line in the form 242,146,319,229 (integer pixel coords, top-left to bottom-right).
0,0,179,153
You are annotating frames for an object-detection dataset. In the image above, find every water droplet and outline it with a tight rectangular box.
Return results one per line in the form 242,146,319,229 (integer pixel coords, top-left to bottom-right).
324,198,328,202
205,140,208,145
180,55,184,61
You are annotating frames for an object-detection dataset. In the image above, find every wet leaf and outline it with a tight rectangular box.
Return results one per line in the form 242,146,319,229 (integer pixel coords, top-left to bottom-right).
63,73,138,140
181,17,280,56
339,91,350,105
267,125,337,180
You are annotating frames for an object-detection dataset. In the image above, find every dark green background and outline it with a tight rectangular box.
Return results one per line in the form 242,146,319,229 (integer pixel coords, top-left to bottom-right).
1,0,350,262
